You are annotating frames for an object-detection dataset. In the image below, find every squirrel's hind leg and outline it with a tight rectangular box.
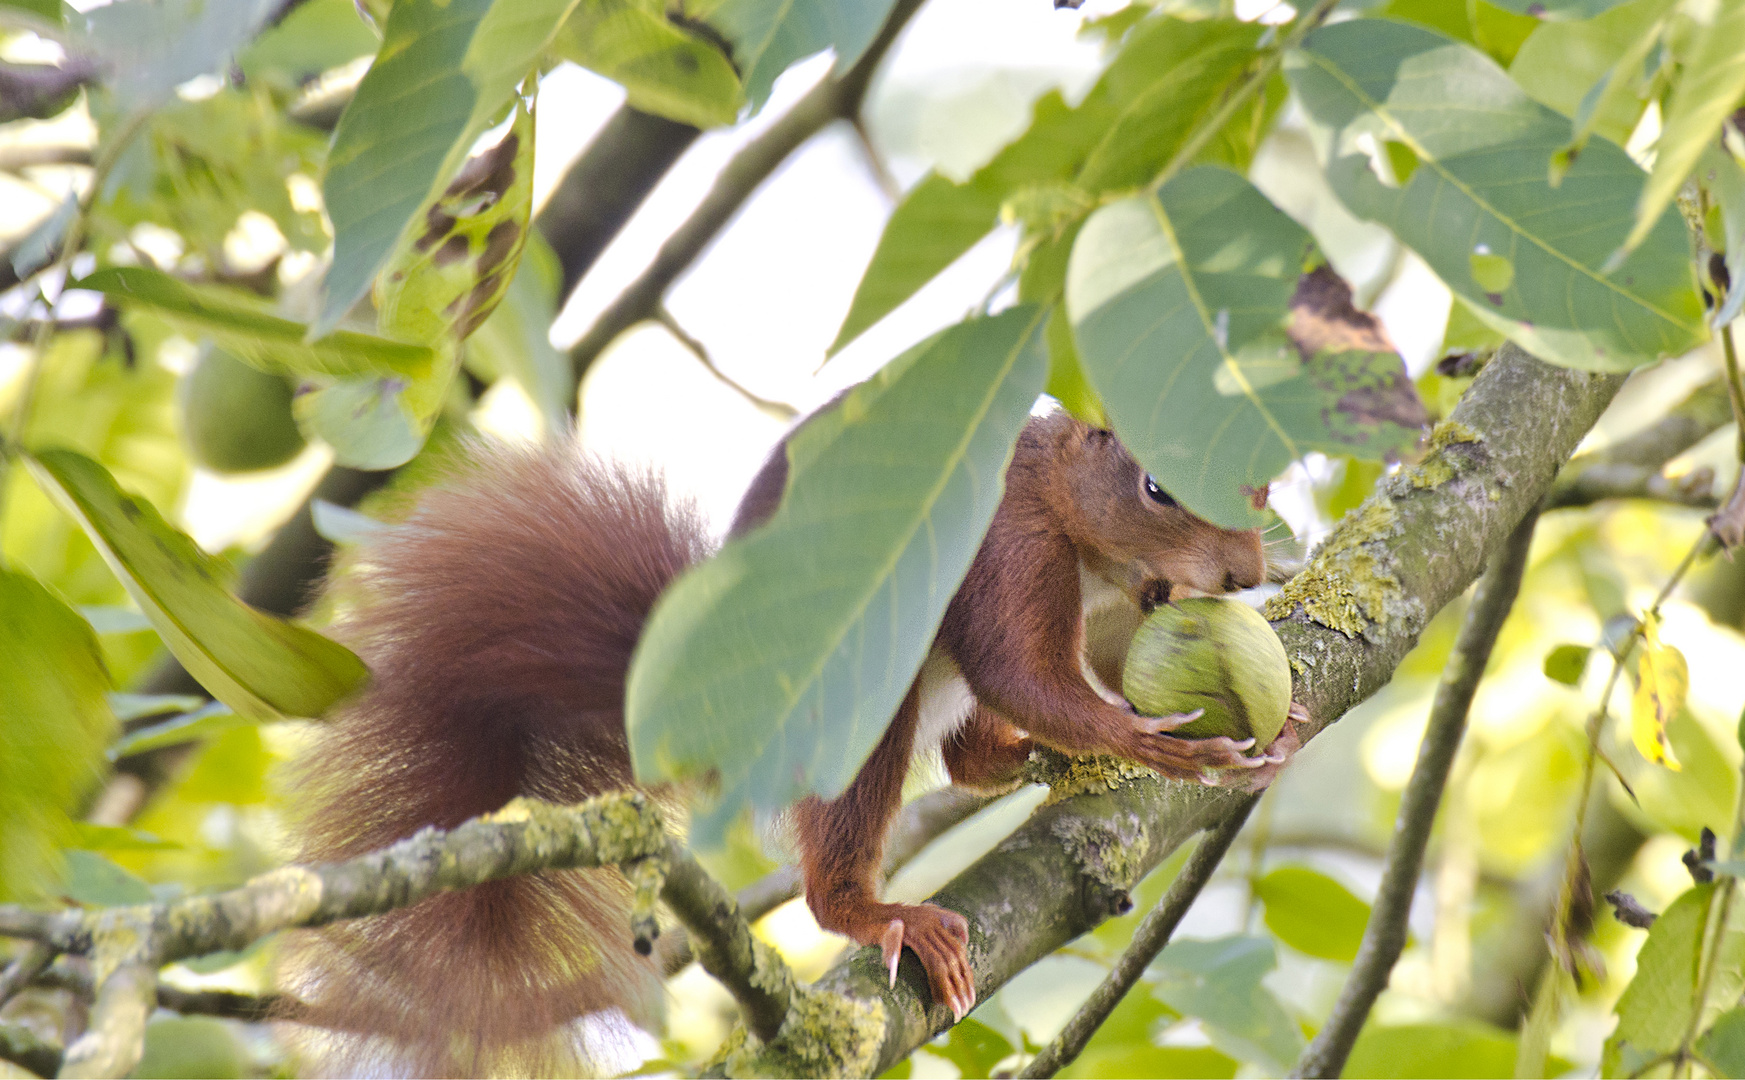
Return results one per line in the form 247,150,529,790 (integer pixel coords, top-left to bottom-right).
942,706,1033,792
795,686,977,1021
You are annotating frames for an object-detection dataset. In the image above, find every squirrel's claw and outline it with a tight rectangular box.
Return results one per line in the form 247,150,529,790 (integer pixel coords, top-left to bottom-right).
1227,701,1310,792
881,920,905,988
1135,708,1203,735
874,905,975,1022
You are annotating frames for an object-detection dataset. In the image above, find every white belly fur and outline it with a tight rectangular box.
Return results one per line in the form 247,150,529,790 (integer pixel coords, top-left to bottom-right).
916,561,1135,761
914,649,977,758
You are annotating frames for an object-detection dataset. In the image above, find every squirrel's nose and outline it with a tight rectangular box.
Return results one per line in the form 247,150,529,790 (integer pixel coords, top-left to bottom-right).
1226,532,1267,591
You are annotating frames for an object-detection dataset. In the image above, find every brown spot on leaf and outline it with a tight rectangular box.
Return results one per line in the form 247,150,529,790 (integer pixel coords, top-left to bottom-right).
432,234,469,267
1485,292,1503,306
1289,265,1428,434
416,206,456,252
445,132,519,201
477,221,520,279
1287,264,1393,357
1240,483,1270,511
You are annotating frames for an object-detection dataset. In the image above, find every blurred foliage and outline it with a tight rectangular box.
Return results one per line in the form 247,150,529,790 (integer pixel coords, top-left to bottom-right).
0,0,1742,1076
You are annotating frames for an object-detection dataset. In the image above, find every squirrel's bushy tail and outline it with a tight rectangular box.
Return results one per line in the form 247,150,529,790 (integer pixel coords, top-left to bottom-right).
278,442,710,1078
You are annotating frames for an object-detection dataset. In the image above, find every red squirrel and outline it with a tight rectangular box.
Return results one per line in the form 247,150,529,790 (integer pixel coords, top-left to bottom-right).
280,406,1295,1076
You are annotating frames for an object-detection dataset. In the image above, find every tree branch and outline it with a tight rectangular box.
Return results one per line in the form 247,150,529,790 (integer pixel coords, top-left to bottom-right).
664,788,995,974
535,106,701,301
1020,794,1260,1079
1292,507,1540,1079
565,0,926,380
0,942,53,1006
1,794,804,1077
1545,378,1732,510
765,344,1625,1077
0,1020,61,1079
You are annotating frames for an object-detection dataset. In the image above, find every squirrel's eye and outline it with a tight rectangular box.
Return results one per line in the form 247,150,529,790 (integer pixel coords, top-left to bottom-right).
1144,475,1177,507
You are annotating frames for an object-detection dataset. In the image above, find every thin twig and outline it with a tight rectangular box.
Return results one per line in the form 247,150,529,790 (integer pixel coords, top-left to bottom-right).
1545,379,1734,511
1293,508,1541,1079
654,304,798,420
1518,525,1714,1077
33,962,283,1021
1721,322,1745,462
0,942,53,1005
1019,795,1260,1079
565,0,925,378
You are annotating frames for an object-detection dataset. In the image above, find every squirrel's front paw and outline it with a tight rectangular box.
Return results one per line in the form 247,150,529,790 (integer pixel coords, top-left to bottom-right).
1123,711,1267,781
1221,700,1310,792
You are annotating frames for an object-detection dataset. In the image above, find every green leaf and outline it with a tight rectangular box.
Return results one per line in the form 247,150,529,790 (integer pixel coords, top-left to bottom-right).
1543,643,1592,685
1701,143,1745,326
829,16,1267,357
705,0,898,110
927,1018,1013,1079
1287,18,1707,371
375,100,535,348
292,368,458,469
828,173,1005,355
0,569,115,902
1073,17,1264,193
1624,0,1745,254
1343,1021,1523,1078
0,0,62,22
1697,1006,1745,1077
107,692,204,723
25,449,368,722
1487,0,1635,16
76,267,435,381
627,307,1049,842
1253,864,1372,962
1062,1044,1238,1079
108,701,245,759
1151,936,1305,1070
552,0,743,128
1605,883,1745,1076
1066,169,1424,528
134,1017,249,1080
1508,0,1672,149
239,0,380,85
318,0,580,333
62,849,152,907
175,725,269,804
71,824,180,852
75,0,278,106
465,233,573,433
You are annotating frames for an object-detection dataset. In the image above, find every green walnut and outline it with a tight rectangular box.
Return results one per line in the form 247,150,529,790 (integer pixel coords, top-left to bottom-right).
1122,597,1291,747
180,348,306,473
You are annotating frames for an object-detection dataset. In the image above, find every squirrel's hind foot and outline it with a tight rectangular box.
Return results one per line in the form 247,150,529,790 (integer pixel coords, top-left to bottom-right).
860,903,975,1022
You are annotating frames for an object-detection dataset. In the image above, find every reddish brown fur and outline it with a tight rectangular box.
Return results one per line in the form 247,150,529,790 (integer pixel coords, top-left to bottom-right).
284,408,1276,1063
279,442,708,1077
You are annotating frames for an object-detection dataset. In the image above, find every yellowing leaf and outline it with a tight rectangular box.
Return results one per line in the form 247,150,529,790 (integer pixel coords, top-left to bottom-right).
1631,613,1686,770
